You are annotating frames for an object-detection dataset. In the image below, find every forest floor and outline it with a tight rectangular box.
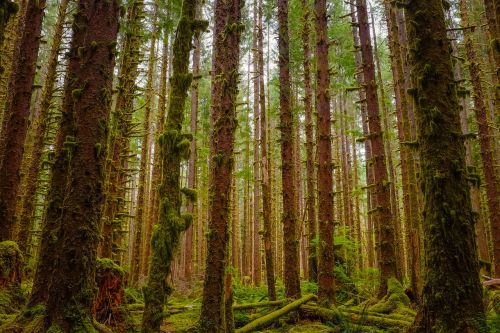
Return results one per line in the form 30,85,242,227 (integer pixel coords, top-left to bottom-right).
1,275,499,332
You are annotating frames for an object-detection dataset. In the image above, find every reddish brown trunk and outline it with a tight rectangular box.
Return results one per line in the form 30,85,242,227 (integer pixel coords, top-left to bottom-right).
459,0,500,276
356,0,397,296
315,0,334,305
199,0,243,328
302,0,317,283
0,0,45,241
259,0,276,301
30,1,120,329
16,0,69,255
278,0,301,300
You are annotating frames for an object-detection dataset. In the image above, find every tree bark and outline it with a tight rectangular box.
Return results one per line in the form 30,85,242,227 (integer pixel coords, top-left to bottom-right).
315,0,334,306
28,1,120,330
141,0,206,330
405,0,488,331
199,0,243,329
0,0,45,241
278,0,301,300
356,0,398,296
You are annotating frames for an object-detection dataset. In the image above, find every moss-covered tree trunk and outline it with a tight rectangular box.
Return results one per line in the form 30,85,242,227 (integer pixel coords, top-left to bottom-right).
0,1,17,77
314,0,334,306
482,0,499,124
131,2,157,286
278,0,301,300
141,0,206,330
28,0,120,330
383,0,421,301
459,0,500,278
16,0,69,256
356,0,398,296
0,0,45,241
199,0,243,329
301,0,317,283
405,0,487,331
100,0,144,260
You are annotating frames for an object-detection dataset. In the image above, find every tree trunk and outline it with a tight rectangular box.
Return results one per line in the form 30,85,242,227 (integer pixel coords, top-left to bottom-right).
252,0,261,286
0,1,17,77
356,0,397,296
259,0,276,301
199,0,242,329
278,0,301,300
0,0,45,241
301,0,317,283
459,0,500,277
131,2,157,286
141,0,206,330
100,0,145,259
405,1,487,331
315,0,334,306
184,1,202,282
16,0,69,255
28,1,120,330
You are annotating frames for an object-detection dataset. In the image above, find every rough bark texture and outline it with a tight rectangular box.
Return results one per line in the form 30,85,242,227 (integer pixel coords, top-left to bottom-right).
356,0,397,296
100,0,144,260
315,0,334,306
0,0,45,241
302,0,317,283
383,1,421,300
0,1,17,77
16,0,69,255
28,1,120,330
405,1,488,331
141,0,206,330
278,0,301,300
459,0,500,277
199,0,242,329
131,3,157,286
259,0,276,301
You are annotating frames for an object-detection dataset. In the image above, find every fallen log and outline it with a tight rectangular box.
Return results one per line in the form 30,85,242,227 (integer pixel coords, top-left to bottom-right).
235,294,317,333
340,308,414,324
233,300,286,310
299,305,411,330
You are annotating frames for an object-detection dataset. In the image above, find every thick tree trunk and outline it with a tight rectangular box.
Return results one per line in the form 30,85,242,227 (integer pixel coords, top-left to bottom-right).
459,0,500,277
356,0,397,296
16,0,69,255
0,0,45,241
278,0,301,300
0,1,17,77
199,0,242,329
28,1,120,330
405,1,487,331
141,0,206,330
315,0,334,306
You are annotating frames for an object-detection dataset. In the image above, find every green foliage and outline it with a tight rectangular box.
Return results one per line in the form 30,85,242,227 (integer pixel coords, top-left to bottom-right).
96,258,125,277
0,241,22,281
181,187,197,202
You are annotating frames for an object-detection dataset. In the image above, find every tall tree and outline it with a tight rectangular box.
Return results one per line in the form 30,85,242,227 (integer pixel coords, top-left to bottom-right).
356,0,398,296
0,0,45,241
0,1,17,76
458,0,500,277
27,0,120,329
141,0,206,330
16,0,70,255
405,0,487,331
259,0,276,301
278,0,301,299
315,0,334,306
199,0,243,329
302,0,317,283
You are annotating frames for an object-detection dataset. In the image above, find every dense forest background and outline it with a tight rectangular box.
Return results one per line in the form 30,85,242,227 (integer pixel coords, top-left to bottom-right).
0,0,499,332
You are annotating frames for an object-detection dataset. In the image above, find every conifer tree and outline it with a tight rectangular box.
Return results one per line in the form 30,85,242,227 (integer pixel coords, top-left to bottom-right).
405,0,487,331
